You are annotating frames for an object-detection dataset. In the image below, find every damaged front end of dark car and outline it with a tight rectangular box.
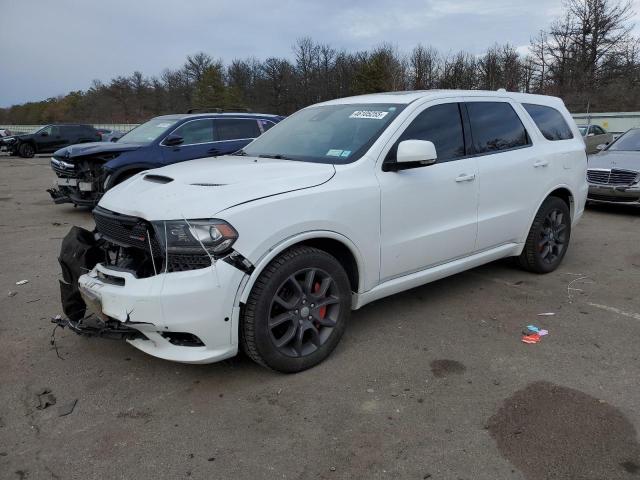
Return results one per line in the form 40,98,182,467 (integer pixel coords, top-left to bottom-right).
47,143,146,207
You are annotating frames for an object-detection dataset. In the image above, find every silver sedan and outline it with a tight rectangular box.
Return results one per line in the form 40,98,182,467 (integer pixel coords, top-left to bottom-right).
587,128,640,205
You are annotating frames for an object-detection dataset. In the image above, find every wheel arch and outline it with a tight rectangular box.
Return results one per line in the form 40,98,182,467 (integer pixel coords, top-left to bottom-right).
237,231,365,306
519,185,575,249
105,164,152,188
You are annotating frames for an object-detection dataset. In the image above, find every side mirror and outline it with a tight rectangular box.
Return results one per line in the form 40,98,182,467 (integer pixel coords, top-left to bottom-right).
587,132,595,137
397,139,437,164
163,134,184,147
596,143,607,151
41,132,49,137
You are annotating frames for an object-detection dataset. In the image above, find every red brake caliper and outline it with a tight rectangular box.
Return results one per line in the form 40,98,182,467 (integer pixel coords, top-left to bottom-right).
314,283,327,320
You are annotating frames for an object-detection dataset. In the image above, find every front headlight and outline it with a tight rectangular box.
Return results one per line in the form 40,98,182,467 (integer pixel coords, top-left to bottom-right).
153,219,238,256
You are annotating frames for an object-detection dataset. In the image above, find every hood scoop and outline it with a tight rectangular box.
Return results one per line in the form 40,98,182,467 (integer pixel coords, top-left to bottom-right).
143,174,174,184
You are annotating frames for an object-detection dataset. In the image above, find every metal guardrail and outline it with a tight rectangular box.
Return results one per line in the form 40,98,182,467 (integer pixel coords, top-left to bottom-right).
0,124,140,135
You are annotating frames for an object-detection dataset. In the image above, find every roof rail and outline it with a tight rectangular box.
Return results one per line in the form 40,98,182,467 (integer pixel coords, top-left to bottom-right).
187,106,252,114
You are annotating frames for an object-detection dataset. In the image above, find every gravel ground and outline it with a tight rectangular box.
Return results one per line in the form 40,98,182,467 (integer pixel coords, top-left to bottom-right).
0,155,639,480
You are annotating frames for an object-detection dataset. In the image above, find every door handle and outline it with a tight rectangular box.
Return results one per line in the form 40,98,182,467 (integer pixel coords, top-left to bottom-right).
533,160,549,168
455,173,476,182
208,148,221,155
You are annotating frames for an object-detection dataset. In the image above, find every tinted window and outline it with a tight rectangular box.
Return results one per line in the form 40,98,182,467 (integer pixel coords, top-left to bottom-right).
172,119,215,145
392,103,465,161
467,102,529,153
523,103,573,141
593,125,605,135
216,119,260,141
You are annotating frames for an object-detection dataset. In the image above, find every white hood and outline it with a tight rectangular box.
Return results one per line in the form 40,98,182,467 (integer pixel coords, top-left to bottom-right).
98,156,336,220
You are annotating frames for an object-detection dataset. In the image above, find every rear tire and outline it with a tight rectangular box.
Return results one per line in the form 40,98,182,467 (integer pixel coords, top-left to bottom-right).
18,143,35,158
519,196,571,273
240,246,351,373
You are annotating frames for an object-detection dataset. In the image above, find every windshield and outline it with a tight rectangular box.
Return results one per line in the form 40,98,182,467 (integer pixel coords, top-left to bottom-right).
117,117,181,144
243,103,405,164
607,129,640,152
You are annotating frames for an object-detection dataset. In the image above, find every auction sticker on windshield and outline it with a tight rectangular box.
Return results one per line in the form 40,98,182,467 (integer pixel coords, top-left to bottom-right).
349,110,389,120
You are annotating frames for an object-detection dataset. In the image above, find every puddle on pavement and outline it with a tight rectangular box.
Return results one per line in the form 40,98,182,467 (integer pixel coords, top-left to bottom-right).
430,359,466,378
488,381,640,479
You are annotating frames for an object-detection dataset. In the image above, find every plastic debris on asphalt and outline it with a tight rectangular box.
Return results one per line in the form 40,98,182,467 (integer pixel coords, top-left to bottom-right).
15,280,29,286
537,312,555,316
522,325,549,344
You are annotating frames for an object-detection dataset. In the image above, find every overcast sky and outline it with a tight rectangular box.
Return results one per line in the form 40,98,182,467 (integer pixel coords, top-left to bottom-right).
1,0,639,107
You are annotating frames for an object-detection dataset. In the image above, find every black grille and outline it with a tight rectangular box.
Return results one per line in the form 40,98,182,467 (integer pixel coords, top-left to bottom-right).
167,253,212,272
587,169,639,186
589,193,640,203
93,206,161,255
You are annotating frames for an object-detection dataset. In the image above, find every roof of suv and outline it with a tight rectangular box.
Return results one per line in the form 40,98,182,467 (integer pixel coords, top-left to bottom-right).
318,90,564,108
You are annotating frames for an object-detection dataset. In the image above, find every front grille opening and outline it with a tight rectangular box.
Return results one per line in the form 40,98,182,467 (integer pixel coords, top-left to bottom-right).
161,332,205,347
94,207,214,277
587,169,639,186
589,193,639,203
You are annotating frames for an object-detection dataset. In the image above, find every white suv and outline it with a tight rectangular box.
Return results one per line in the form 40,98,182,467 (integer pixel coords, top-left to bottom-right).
60,90,587,372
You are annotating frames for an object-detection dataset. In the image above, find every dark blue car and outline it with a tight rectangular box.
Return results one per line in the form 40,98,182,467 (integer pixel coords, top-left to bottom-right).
48,112,284,206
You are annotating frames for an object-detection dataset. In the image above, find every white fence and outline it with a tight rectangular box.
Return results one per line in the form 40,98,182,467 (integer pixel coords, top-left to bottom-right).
1,124,139,135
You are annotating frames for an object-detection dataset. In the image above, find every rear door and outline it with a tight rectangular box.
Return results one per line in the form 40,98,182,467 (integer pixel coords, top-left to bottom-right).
212,118,261,155
377,99,479,280
161,119,216,163
464,98,547,250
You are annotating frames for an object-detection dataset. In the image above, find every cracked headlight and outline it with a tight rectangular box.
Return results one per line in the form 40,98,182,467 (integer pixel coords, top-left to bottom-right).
153,219,238,256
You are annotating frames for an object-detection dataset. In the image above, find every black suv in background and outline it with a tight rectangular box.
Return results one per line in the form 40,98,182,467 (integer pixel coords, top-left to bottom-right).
2,124,101,158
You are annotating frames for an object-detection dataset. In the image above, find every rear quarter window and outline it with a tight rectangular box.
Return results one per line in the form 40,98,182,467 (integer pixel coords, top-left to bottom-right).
522,103,574,141
466,102,530,154
216,119,260,141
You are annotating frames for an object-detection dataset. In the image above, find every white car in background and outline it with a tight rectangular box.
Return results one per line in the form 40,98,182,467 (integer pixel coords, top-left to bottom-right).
58,90,588,372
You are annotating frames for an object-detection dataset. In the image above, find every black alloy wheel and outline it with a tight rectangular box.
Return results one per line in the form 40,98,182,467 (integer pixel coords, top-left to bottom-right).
241,246,351,373
519,196,571,273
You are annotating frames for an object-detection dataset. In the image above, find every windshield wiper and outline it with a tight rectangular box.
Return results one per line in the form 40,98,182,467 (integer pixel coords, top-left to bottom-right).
232,149,247,156
258,154,293,160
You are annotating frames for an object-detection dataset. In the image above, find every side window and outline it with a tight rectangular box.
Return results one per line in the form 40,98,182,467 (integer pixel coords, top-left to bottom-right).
216,119,260,141
466,102,530,154
522,103,573,141
391,103,466,162
593,125,605,135
50,126,61,137
258,119,276,133
171,120,215,145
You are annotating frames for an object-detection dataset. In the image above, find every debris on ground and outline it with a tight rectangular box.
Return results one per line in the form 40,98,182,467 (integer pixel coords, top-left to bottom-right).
58,399,78,417
522,333,541,344
522,325,549,344
537,312,555,316
7,290,17,297
15,280,29,286
35,389,56,410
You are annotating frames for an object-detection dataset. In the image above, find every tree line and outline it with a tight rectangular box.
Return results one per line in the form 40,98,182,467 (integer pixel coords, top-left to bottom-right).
1,0,637,125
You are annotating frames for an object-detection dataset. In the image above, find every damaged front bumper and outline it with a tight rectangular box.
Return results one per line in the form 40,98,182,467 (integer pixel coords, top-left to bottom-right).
48,157,103,206
74,260,247,364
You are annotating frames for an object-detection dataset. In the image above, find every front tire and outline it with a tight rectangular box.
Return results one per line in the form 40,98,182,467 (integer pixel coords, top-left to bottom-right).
240,246,351,373
519,196,571,273
18,143,35,158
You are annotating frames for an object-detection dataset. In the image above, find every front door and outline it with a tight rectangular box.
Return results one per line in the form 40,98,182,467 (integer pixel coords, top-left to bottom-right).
161,119,216,163
376,100,479,281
